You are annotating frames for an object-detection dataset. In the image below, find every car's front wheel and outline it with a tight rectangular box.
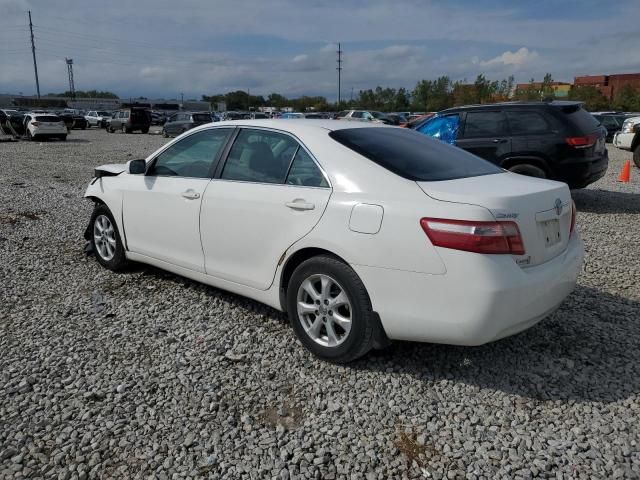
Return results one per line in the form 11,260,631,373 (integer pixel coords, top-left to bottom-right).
633,145,640,169
90,204,128,271
287,255,375,363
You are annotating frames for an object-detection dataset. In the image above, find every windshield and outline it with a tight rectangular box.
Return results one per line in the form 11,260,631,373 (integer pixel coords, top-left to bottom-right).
370,111,386,119
97,111,109,116
329,127,502,182
192,113,211,123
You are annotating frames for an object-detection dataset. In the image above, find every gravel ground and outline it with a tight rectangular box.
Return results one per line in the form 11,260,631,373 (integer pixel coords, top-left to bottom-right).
1,129,639,480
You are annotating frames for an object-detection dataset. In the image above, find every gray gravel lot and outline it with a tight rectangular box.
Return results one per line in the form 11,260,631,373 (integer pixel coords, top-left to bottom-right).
1,129,639,479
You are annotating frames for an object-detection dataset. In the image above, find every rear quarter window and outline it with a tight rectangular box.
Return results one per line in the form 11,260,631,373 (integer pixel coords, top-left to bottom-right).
329,127,502,182
558,105,600,133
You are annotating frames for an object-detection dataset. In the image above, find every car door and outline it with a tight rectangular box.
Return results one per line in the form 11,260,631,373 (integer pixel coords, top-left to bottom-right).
505,109,560,165
200,127,332,290
165,114,177,134
121,128,233,272
456,110,511,164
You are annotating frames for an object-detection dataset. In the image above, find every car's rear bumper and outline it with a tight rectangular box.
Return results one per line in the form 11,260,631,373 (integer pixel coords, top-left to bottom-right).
353,231,584,345
555,150,608,188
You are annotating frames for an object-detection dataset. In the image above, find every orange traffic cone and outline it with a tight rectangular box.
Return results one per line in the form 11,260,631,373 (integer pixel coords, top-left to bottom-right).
618,160,631,183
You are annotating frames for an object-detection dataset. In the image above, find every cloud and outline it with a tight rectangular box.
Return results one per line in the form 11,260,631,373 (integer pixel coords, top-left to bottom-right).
480,47,540,67
292,54,308,63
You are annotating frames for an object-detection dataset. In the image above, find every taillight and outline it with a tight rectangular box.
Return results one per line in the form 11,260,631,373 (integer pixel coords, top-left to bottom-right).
570,200,577,234
565,134,598,149
420,218,525,255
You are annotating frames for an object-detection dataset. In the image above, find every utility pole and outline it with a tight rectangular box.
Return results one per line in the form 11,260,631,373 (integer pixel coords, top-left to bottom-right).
336,43,343,105
247,88,250,111
66,58,75,100
28,11,40,99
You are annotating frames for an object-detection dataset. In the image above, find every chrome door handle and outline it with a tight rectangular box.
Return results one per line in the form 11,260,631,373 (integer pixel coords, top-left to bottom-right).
285,200,315,211
492,138,507,143
181,190,200,200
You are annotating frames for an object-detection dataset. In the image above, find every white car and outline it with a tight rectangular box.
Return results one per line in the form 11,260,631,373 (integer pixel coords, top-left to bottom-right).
25,113,67,141
85,110,111,128
613,115,640,153
337,110,390,123
84,120,583,363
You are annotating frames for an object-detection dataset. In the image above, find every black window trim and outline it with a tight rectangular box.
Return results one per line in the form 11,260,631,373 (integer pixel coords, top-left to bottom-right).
145,126,236,179
212,126,332,189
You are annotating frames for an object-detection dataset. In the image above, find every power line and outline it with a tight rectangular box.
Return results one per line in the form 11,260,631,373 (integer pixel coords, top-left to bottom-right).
28,10,41,99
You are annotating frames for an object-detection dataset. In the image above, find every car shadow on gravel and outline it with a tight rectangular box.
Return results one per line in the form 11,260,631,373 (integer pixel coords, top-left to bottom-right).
573,188,640,214
355,286,639,404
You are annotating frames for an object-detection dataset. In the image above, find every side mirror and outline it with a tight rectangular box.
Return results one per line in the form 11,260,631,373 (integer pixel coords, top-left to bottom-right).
129,159,146,174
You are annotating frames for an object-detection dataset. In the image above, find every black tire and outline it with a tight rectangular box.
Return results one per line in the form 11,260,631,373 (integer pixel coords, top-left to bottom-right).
27,130,34,141
59,135,67,141
162,129,168,138
89,204,128,271
508,163,547,179
141,127,149,134
121,125,128,134
633,145,640,170
287,255,375,363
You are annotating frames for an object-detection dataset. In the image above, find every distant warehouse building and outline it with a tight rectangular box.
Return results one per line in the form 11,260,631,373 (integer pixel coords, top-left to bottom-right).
574,73,640,100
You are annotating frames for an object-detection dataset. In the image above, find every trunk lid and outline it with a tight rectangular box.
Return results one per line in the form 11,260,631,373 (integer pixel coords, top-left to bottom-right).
417,172,573,267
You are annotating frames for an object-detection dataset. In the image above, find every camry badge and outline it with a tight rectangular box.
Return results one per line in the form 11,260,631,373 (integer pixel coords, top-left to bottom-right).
554,198,563,216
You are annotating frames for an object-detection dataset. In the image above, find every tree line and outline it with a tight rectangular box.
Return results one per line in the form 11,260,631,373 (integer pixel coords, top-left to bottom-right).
203,73,640,113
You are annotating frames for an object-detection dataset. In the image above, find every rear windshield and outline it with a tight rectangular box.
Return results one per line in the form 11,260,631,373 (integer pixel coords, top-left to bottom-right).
131,110,150,121
35,116,62,122
329,127,503,181
192,113,211,122
559,105,600,132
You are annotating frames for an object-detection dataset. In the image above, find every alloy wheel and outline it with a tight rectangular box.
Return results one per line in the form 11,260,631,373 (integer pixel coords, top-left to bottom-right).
93,214,117,261
296,274,352,347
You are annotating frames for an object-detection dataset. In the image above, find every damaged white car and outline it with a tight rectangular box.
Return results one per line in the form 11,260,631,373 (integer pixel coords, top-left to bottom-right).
84,120,583,363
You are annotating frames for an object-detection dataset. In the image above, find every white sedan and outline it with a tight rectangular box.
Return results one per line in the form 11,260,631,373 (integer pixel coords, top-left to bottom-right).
84,120,583,363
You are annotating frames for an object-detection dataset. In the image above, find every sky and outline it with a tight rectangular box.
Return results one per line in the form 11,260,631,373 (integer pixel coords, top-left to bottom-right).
2,0,640,102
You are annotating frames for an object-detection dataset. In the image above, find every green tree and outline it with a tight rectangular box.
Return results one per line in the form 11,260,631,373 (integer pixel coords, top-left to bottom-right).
568,85,610,111
541,73,555,99
612,85,640,111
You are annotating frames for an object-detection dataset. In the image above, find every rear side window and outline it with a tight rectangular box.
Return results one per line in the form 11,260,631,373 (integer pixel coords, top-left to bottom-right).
559,105,600,133
506,111,551,135
222,129,299,184
462,111,507,138
286,149,329,187
192,113,210,123
330,128,502,182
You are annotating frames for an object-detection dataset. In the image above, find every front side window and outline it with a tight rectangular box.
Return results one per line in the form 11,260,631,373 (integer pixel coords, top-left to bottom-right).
221,129,300,184
462,111,507,138
417,114,460,145
286,148,329,187
351,111,363,119
148,128,231,178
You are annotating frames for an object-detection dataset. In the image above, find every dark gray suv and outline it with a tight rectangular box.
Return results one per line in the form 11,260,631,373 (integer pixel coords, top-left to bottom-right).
162,112,212,137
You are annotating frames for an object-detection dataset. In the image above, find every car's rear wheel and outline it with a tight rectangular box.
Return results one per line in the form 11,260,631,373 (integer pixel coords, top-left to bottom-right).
287,255,374,363
508,163,546,179
633,145,640,169
141,127,149,134
121,125,128,134
90,204,128,271
59,135,67,141
162,128,168,138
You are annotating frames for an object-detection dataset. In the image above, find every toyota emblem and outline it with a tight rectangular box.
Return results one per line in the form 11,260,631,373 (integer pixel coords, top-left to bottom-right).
554,198,563,216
